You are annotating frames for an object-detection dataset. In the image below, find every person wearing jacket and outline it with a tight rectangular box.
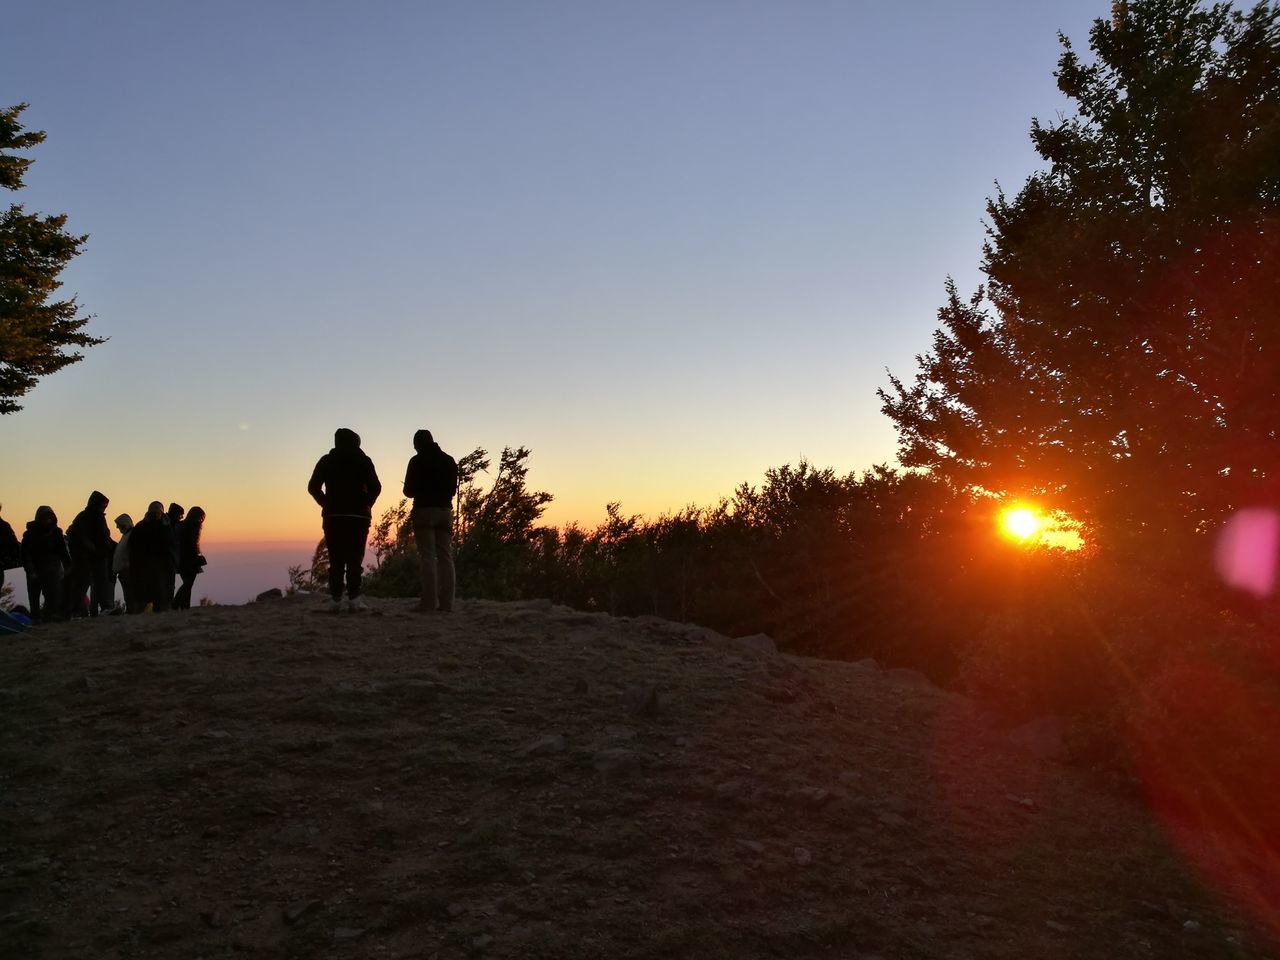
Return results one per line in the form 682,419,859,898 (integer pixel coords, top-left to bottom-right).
21,506,70,623
65,491,113,617
173,507,207,610
308,428,381,612
403,429,459,613
113,514,134,614
0,504,20,597
128,501,175,613
165,503,184,607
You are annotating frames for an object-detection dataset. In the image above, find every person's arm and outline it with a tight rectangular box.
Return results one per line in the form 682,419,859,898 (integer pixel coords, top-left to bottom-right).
367,458,383,508
403,457,417,500
307,457,328,509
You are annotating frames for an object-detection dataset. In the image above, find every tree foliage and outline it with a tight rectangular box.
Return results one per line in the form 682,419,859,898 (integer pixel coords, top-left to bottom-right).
0,103,101,413
880,0,1280,564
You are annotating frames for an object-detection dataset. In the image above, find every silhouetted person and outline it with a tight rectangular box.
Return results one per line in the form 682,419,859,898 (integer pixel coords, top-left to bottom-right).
129,501,176,613
166,503,184,607
113,514,134,614
0,504,19,598
22,506,69,623
403,429,459,613
173,507,207,610
65,491,113,617
308,428,382,612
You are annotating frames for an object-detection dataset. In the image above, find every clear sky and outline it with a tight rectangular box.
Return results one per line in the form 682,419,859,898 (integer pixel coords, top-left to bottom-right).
3,0,1106,591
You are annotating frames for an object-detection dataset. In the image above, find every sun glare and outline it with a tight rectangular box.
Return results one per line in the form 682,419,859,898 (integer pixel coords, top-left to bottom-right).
1000,506,1043,542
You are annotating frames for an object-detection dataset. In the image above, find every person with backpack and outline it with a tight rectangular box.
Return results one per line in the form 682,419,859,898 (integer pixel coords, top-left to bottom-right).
21,506,70,623
403,429,459,613
308,428,382,613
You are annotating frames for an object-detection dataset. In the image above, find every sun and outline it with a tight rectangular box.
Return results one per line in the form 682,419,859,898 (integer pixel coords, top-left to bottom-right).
1000,506,1043,542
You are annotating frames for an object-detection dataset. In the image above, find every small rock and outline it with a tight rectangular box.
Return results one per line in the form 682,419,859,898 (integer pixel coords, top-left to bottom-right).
603,725,636,741
793,847,813,866
788,786,832,808
1045,920,1071,933
333,927,365,941
283,900,321,925
472,933,495,950
735,839,766,855
204,729,231,740
520,733,567,756
623,684,660,717
1005,794,1037,811
715,780,743,799
1183,920,1203,934
256,587,284,601
446,902,467,919
592,748,638,776
876,810,909,829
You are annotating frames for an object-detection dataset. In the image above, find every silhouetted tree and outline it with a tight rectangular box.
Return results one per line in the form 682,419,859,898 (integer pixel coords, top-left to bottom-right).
880,0,1280,566
0,103,101,413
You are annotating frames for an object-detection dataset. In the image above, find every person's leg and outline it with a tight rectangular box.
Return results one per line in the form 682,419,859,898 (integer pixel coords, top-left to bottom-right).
346,520,370,600
64,562,89,618
415,517,438,611
322,520,345,601
433,509,455,612
174,573,193,609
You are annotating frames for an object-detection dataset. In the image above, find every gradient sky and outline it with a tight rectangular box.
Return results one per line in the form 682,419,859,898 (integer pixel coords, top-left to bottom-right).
4,0,1106,573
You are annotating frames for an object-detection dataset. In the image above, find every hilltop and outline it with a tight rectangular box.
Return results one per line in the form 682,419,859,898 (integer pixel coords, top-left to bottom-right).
0,597,1271,959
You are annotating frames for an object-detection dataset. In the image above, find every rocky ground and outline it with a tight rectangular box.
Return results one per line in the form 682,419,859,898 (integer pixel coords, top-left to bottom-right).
0,596,1274,959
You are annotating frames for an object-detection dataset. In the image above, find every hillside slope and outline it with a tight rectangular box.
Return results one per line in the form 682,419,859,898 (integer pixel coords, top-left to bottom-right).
0,597,1270,959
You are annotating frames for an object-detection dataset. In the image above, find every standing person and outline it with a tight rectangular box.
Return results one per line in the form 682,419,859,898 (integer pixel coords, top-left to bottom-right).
21,506,70,623
307,428,381,613
129,501,175,613
173,507,207,610
0,504,20,598
65,491,113,617
403,429,459,613
165,504,184,608
112,514,134,614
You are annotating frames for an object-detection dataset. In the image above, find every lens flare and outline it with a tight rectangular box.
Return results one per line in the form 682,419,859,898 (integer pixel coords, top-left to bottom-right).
1000,506,1042,542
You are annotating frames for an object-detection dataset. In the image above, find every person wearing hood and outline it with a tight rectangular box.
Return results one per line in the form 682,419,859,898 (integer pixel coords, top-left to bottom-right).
173,507,207,610
112,514,135,614
65,491,114,617
403,429,459,613
21,506,70,623
308,427,382,612
129,501,175,613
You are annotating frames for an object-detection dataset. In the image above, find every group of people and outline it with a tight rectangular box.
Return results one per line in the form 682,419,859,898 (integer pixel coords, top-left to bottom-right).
0,495,207,622
308,427,458,614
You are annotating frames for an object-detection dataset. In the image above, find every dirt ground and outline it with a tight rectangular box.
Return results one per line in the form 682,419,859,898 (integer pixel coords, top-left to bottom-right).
0,596,1274,959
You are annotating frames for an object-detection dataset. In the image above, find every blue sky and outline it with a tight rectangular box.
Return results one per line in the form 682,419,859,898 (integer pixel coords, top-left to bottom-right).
4,0,1105,564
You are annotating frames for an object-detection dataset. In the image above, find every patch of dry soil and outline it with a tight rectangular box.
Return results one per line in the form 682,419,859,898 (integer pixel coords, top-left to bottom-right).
0,597,1271,958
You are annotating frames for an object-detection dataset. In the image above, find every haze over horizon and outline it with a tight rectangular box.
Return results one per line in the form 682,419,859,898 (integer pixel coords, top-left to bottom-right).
4,0,1104,601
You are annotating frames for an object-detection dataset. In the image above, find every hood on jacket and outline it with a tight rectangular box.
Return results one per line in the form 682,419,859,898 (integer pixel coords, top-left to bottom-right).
413,429,436,453
335,427,361,451
33,505,57,527
115,514,134,533
87,491,109,512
